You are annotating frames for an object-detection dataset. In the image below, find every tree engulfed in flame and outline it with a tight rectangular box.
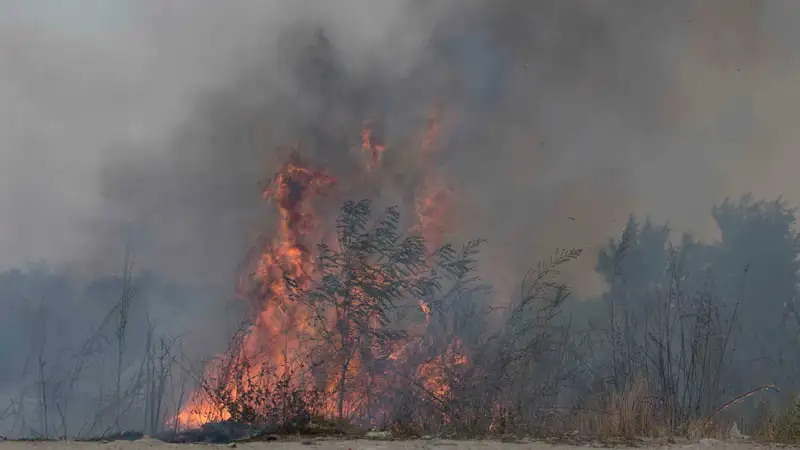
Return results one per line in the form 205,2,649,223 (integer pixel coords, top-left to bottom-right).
177,107,469,430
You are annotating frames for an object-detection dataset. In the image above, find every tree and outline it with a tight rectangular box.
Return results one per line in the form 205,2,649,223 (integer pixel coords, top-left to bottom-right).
595,217,672,388
710,195,800,394
286,199,438,420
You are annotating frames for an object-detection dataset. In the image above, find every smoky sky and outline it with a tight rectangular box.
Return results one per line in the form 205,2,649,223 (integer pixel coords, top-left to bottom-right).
3,0,800,296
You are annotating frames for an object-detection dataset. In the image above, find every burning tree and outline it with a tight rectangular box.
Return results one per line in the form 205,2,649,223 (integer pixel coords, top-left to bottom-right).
285,199,438,421
177,133,485,430
181,197,480,429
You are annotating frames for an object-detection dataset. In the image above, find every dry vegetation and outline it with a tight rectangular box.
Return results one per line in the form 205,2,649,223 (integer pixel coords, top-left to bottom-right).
147,196,800,444
3,154,800,444
5,192,800,444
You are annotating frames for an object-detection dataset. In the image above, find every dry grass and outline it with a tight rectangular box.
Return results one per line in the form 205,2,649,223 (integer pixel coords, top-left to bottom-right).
754,397,800,444
570,378,726,440
575,378,664,438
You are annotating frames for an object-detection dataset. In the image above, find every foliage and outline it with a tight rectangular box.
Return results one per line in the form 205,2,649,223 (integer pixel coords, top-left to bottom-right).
287,199,465,420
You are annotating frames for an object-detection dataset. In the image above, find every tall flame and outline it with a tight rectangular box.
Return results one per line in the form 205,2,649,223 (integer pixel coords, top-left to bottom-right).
177,107,468,429
414,105,453,252
178,152,335,428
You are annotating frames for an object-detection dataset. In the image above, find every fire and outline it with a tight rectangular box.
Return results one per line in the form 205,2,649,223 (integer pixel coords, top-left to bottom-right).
360,120,385,171
177,395,231,429
413,105,453,252
417,337,468,399
420,300,431,326
177,152,335,428
421,103,443,156
414,180,453,252
246,151,335,384
177,107,469,430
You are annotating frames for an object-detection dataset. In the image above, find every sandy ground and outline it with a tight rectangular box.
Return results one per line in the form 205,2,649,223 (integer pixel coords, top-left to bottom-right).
0,438,791,450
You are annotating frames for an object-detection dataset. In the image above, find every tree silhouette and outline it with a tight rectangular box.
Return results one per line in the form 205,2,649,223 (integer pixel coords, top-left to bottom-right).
709,195,800,393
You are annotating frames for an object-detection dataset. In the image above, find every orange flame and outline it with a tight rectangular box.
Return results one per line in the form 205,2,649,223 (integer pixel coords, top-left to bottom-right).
413,105,453,252
417,337,468,399
420,299,431,326
177,151,335,427
178,107,468,429
421,103,443,156
361,120,386,171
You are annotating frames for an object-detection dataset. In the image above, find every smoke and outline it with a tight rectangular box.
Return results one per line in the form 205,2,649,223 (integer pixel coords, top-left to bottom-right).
5,0,800,436
3,0,800,294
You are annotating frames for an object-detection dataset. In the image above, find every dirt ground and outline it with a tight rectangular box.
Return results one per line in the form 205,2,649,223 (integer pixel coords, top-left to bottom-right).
0,438,791,450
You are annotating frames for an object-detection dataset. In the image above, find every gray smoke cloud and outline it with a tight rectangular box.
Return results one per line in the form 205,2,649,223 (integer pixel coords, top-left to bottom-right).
3,0,800,298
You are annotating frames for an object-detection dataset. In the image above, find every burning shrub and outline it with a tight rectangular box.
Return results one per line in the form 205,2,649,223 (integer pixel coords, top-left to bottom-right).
286,199,442,421
180,326,322,432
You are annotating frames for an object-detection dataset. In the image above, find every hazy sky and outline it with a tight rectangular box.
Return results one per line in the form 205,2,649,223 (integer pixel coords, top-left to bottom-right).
3,1,800,296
